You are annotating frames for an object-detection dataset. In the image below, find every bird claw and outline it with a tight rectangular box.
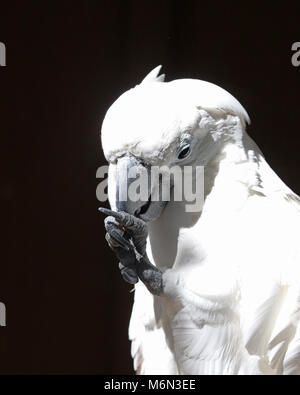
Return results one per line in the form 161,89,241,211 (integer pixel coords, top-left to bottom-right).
100,208,143,285
119,262,139,284
99,207,163,294
100,207,148,253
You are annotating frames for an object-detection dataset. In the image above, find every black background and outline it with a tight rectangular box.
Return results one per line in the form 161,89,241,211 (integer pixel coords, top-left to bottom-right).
0,1,299,374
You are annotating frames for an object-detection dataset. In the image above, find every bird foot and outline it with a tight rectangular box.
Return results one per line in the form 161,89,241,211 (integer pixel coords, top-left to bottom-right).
99,208,163,295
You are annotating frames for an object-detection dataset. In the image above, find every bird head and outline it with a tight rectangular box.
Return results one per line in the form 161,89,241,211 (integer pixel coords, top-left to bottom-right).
101,66,250,221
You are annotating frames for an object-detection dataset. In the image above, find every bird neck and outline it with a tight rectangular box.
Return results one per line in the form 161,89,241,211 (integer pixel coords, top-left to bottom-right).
202,131,263,209
147,130,263,269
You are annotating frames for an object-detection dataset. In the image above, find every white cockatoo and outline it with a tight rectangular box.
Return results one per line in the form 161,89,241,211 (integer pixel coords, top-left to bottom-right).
100,66,300,375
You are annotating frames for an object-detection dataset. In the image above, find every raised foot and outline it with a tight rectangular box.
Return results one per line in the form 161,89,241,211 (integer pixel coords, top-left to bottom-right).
99,207,163,294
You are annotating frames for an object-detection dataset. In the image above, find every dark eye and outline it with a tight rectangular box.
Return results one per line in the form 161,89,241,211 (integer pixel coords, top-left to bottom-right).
178,145,190,160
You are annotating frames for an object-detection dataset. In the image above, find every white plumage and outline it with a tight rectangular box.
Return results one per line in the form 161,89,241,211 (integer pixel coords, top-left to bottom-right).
101,66,300,375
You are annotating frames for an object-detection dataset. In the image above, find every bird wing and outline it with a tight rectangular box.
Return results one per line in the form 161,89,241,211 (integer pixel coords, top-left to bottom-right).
267,191,300,374
242,156,300,374
128,280,178,374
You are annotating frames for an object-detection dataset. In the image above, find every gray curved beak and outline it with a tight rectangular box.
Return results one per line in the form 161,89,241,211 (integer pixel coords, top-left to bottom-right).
116,155,150,216
115,155,167,222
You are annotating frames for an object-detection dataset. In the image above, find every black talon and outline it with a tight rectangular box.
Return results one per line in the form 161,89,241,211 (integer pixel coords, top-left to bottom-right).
119,264,139,284
99,207,115,217
105,232,124,249
110,229,132,251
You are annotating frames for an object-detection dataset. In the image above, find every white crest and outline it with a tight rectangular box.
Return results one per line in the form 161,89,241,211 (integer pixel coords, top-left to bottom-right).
141,65,165,84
